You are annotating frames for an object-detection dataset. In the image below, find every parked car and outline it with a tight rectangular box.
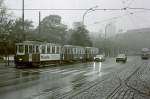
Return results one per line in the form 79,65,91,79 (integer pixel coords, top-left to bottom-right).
116,54,127,63
94,55,105,62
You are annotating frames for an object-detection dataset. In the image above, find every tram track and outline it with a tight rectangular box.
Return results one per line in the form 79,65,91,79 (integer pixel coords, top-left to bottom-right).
0,62,98,87
28,71,107,99
0,63,93,82
106,62,143,99
29,76,88,99
126,62,150,97
0,67,84,84
52,58,141,99
0,67,102,94
27,65,112,99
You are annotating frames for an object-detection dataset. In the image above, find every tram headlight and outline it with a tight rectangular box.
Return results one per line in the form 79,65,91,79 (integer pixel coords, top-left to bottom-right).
19,58,22,61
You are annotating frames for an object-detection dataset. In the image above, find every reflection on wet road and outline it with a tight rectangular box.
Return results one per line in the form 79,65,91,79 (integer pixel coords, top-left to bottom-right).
0,56,139,99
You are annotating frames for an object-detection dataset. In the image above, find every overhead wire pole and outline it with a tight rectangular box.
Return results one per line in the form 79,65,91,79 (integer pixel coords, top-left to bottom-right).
104,23,111,57
22,0,25,41
39,11,41,34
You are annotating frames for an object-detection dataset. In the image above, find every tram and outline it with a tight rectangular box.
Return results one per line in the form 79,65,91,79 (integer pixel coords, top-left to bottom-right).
14,41,99,67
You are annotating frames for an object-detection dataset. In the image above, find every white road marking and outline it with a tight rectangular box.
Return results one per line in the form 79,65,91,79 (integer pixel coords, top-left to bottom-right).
72,71,86,75
50,69,69,73
84,71,98,76
61,70,79,75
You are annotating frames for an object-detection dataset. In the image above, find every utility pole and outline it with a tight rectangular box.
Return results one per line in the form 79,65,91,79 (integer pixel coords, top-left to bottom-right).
104,23,111,57
39,11,41,34
22,0,25,41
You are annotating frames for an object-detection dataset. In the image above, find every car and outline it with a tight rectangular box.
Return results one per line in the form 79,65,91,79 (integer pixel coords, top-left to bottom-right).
94,55,105,62
116,54,127,63
141,48,149,59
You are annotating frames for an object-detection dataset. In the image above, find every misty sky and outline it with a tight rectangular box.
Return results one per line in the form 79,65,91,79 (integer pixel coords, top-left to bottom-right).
4,0,150,33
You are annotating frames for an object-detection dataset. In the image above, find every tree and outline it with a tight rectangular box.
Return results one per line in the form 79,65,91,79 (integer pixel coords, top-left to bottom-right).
0,0,13,40
0,0,15,55
37,15,67,44
10,18,34,42
68,23,92,46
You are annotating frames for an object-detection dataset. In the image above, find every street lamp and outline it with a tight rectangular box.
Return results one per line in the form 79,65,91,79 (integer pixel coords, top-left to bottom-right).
104,23,111,57
82,6,98,25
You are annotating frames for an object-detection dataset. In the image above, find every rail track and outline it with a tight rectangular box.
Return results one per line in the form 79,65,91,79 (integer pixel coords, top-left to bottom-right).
106,62,144,99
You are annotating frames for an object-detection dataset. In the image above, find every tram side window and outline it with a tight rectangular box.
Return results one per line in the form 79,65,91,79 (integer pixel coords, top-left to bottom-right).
64,48,67,54
71,48,73,54
76,48,78,54
36,46,39,53
56,46,60,54
18,45,24,53
52,46,55,54
29,45,33,53
73,48,75,54
81,49,83,54
59,47,61,53
68,48,69,54
68,48,70,54
42,46,46,54
25,45,28,54
47,46,50,54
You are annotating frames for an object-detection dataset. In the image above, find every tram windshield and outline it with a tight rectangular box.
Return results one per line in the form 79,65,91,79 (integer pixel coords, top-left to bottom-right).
18,45,24,53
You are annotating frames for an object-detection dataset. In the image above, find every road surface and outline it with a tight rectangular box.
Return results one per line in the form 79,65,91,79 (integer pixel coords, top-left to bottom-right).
0,56,150,99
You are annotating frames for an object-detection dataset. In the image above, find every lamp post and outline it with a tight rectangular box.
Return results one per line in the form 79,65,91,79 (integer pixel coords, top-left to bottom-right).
104,23,111,57
82,6,98,25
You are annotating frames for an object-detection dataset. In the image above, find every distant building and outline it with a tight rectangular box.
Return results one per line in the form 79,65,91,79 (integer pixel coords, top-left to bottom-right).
73,22,84,29
125,28,150,34
105,22,116,38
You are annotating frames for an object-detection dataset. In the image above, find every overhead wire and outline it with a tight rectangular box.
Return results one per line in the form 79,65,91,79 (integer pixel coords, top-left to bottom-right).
93,10,148,25
0,8,127,11
0,7,150,12
118,0,139,27
1,1,150,28
93,0,146,25
126,0,135,8
128,7,150,11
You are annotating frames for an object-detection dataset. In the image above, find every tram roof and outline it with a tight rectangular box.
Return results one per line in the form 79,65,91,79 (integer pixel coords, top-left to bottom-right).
64,45,84,48
16,41,60,46
85,47,98,49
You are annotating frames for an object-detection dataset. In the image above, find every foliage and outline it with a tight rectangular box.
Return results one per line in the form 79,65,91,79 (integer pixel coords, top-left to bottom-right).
68,25,93,46
10,18,34,42
36,15,67,44
0,0,13,40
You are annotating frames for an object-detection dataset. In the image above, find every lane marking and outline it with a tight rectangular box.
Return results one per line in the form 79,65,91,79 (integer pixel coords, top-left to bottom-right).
72,71,86,75
84,71,98,76
61,70,79,75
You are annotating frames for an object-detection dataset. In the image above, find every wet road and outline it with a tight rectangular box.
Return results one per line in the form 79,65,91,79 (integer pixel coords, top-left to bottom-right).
0,56,149,99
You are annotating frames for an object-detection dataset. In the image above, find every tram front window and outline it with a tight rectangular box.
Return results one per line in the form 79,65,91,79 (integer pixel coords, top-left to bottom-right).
25,45,28,54
18,45,24,53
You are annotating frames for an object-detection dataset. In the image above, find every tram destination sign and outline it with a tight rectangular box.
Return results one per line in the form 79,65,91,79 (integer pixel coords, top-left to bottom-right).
40,54,60,61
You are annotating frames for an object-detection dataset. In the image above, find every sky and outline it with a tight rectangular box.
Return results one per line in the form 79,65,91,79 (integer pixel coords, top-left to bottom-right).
4,0,150,34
